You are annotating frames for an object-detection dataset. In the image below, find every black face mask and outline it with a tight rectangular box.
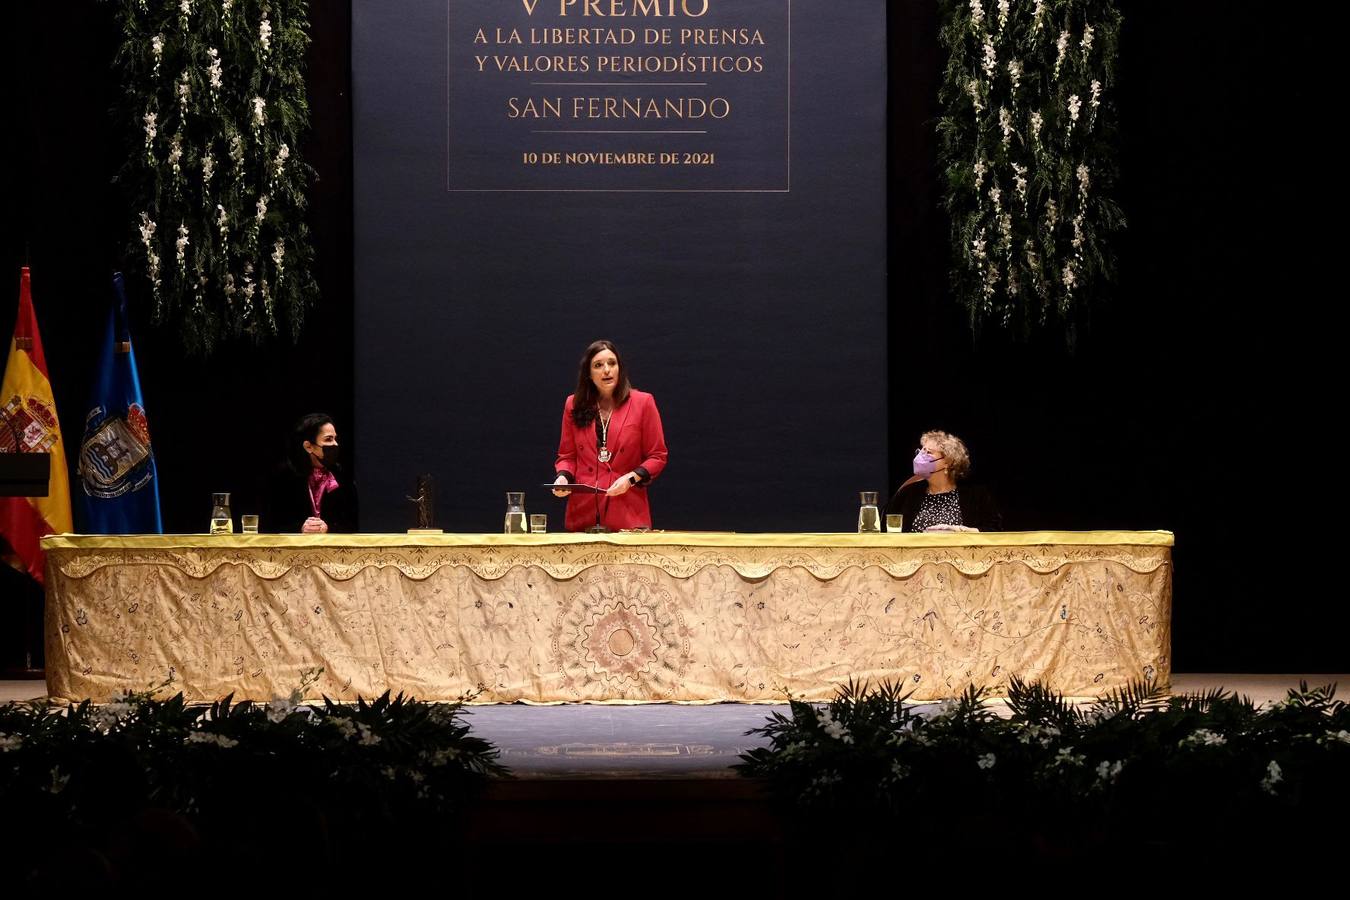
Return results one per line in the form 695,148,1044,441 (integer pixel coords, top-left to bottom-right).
316,444,341,470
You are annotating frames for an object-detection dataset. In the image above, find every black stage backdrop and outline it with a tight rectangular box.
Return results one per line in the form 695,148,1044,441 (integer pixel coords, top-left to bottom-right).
0,2,1338,672
351,0,890,534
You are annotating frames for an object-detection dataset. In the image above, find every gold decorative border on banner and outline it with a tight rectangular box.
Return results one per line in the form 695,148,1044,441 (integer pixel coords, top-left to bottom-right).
43,531,1173,582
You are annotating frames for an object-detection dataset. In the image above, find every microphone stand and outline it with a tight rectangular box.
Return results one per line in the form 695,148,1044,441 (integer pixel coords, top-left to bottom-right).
587,432,610,534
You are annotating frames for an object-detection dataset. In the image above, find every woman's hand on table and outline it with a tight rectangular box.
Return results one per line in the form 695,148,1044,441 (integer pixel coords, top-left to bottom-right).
923,524,978,533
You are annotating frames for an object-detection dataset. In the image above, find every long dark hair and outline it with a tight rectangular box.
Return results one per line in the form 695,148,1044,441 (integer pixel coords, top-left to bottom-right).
287,412,333,475
571,340,631,426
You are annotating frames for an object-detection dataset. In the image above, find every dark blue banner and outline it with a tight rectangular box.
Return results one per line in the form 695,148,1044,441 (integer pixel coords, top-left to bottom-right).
354,0,887,533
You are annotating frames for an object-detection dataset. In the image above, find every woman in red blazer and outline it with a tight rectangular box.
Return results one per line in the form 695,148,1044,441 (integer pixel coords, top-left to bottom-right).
551,340,668,531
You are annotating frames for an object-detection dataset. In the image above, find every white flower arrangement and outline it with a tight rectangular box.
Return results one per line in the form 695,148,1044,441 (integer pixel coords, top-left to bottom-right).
114,1,406,348
1183,728,1228,748
228,130,244,171
1081,23,1095,56
176,69,191,117
1095,759,1124,783
1006,59,1022,95
998,106,1013,146
0,733,22,752
1012,162,1028,207
1076,163,1091,198
1261,760,1282,794
265,696,297,723
1052,746,1086,768
175,222,190,269
977,753,997,770
423,746,462,767
983,261,1000,298
167,133,183,179
1032,0,1045,34
206,47,223,93
1054,30,1069,79
255,193,268,222
1029,110,1043,147
982,36,997,77
185,731,239,749
817,707,854,745
967,78,984,114
272,237,286,281
1023,238,1040,275
139,212,161,292
1044,197,1058,231
973,156,988,192
997,0,1009,32
988,183,1001,212
969,0,984,29
91,701,134,732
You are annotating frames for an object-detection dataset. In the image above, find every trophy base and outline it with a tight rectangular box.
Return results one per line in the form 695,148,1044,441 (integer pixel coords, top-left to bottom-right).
407,528,444,535
585,524,611,534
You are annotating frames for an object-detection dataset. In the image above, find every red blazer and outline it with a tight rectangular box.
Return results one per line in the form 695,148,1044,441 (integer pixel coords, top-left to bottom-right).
554,390,668,531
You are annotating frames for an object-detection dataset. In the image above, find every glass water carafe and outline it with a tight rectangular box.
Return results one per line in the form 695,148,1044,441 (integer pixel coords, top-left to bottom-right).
504,492,527,534
210,492,233,535
857,491,880,534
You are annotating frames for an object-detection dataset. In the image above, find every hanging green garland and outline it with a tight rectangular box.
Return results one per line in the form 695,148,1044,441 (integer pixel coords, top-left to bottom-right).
114,0,318,354
938,0,1124,334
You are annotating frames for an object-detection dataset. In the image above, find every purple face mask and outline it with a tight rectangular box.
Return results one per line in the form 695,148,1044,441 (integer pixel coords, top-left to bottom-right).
913,451,941,478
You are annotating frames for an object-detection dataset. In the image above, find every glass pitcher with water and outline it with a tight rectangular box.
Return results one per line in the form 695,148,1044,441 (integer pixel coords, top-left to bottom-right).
857,491,881,533
210,492,233,534
504,492,528,534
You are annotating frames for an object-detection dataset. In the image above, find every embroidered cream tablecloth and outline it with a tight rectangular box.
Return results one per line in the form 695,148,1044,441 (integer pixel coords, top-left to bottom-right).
41,531,1172,703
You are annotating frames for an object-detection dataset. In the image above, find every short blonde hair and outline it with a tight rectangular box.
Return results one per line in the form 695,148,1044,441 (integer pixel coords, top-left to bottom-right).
920,430,971,481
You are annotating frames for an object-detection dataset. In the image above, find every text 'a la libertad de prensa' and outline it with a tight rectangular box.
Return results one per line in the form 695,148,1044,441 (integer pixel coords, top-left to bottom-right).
474,27,766,47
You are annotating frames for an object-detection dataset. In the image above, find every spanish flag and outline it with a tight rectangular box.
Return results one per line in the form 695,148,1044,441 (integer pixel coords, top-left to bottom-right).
0,267,72,583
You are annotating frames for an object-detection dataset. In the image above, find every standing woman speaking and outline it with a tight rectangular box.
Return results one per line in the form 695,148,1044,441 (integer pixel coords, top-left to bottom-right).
552,340,668,531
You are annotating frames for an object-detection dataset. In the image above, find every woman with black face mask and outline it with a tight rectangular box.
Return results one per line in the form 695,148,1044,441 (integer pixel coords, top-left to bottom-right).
263,412,359,533
886,430,1001,533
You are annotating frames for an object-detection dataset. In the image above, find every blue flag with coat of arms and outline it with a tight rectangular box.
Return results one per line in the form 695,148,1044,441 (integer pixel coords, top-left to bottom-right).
77,273,162,534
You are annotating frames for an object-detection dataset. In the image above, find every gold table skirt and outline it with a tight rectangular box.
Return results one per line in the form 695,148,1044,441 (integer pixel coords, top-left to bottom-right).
41,531,1173,703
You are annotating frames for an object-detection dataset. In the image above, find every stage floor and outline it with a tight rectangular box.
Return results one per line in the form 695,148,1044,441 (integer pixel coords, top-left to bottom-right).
2,673,1343,779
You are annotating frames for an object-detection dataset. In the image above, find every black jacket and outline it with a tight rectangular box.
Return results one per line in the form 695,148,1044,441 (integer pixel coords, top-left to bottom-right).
263,464,359,534
886,481,1002,532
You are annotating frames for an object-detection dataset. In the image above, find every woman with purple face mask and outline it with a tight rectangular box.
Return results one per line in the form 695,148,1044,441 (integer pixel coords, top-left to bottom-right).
885,430,1002,533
